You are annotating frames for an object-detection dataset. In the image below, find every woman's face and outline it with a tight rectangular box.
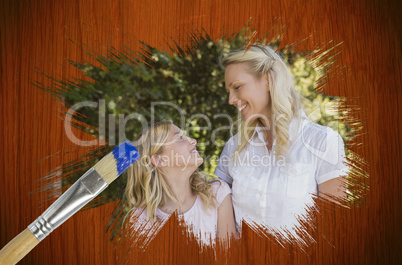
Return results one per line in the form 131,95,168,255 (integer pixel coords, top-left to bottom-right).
225,62,271,122
159,125,203,169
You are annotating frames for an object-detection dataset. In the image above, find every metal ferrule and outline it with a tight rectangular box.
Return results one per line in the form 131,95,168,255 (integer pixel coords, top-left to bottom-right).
28,167,108,241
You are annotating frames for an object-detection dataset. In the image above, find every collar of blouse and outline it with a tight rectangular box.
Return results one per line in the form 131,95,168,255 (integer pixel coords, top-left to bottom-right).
251,110,308,147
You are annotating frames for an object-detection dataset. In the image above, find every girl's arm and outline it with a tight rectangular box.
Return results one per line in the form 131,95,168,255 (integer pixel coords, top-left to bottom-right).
217,194,236,242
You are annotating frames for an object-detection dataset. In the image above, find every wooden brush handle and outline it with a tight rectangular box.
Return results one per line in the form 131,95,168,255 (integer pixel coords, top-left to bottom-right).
0,228,40,265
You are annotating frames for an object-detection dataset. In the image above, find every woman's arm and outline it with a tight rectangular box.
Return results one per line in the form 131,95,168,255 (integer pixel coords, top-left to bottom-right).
315,129,349,204
318,176,347,203
217,194,236,242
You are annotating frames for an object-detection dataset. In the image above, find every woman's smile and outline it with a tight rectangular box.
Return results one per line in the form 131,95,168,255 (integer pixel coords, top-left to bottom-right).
238,103,248,112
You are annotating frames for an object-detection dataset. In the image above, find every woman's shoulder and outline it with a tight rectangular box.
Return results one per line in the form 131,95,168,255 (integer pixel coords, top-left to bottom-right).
298,118,342,146
221,133,240,152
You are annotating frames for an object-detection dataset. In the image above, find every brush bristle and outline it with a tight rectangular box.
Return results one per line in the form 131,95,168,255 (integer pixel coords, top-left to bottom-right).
93,152,119,184
93,141,140,184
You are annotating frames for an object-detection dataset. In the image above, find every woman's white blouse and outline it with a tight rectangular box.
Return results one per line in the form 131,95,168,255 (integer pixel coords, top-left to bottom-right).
214,117,348,234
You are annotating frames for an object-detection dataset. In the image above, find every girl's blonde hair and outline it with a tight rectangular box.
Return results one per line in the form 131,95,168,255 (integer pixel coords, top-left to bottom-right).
124,121,218,223
221,44,302,158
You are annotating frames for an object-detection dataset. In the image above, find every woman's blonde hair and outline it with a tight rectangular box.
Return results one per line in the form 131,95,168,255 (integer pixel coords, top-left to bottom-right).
124,121,219,223
221,44,302,158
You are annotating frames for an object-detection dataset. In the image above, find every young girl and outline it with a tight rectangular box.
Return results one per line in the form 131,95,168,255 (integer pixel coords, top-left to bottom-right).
124,121,236,246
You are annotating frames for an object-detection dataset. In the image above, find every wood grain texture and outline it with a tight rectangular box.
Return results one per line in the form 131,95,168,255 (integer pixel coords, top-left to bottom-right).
0,0,401,264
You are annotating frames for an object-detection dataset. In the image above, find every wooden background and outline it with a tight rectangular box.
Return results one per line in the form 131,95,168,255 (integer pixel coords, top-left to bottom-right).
1,0,401,264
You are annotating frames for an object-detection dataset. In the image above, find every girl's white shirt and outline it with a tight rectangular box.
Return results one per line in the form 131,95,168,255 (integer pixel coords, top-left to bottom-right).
214,114,348,239
131,179,231,246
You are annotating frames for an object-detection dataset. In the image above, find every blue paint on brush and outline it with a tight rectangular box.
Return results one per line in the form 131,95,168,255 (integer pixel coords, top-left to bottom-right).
112,141,140,175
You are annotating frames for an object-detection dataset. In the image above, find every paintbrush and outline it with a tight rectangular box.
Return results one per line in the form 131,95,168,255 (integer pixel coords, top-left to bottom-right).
0,141,140,265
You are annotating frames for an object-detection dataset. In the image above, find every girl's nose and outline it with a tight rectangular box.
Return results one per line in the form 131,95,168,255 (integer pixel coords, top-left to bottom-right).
188,137,197,145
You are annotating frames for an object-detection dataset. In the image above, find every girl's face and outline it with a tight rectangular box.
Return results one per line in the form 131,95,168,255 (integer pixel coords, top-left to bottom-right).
159,125,202,169
225,62,271,122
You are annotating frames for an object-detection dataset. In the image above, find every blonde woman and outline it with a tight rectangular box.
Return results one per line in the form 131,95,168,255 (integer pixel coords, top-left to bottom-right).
125,121,236,245
214,44,348,235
